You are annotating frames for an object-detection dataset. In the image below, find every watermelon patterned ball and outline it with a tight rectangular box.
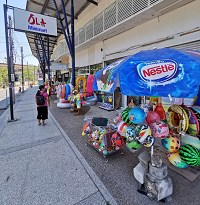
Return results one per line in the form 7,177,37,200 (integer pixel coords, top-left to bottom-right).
129,108,146,124
168,152,189,168
111,133,126,147
161,134,180,152
150,120,169,139
145,111,160,125
135,123,151,143
179,145,200,166
125,126,135,141
122,108,132,125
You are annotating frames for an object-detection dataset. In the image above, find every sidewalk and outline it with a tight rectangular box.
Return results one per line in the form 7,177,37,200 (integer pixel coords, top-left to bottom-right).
0,87,117,205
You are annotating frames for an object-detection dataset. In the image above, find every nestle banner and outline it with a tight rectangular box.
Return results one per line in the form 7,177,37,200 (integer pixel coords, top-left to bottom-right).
13,7,57,36
93,48,200,98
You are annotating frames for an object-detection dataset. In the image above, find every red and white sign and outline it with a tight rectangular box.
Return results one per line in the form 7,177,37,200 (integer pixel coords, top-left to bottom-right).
13,7,57,36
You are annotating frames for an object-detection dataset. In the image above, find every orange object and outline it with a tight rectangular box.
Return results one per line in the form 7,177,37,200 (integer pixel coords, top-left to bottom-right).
154,97,166,120
61,85,65,99
88,139,91,143
83,122,90,131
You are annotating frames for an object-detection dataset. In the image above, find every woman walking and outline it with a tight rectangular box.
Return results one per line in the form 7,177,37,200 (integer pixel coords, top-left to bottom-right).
35,85,50,126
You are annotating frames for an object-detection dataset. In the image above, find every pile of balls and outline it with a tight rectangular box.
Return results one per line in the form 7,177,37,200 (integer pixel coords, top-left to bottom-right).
118,107,200,168
116,107,169,152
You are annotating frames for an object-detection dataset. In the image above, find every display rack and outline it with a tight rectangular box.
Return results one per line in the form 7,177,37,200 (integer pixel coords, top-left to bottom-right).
99,92,114,111
83,118,124,162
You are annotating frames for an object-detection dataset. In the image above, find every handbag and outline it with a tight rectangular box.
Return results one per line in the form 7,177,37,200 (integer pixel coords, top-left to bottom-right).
92,117,108,126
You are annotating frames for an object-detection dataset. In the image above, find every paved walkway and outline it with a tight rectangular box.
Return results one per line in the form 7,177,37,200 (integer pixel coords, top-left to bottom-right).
0,87,117,205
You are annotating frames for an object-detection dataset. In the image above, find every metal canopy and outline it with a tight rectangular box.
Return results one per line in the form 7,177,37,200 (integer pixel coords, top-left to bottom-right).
26,0,98,62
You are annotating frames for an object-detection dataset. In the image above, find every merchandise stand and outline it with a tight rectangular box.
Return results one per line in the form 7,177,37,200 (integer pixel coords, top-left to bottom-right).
83,118,124,162
99,93,114,111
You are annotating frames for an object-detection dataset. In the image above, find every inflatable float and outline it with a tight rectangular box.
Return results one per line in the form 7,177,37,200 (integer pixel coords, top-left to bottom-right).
85,94,97,106
57,102,71,109
167,105,189,134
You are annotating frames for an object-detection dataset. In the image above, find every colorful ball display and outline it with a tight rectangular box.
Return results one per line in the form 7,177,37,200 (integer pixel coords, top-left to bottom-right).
135,124,151,143
145,111,160,125
150,120,169,139
125,126,135,141
122,108,132,125
161,134,180,152
117,121,129,137
111,133,126,147
179,145,200,166
167,152,188,168
143,135,155,147
129,108,146,124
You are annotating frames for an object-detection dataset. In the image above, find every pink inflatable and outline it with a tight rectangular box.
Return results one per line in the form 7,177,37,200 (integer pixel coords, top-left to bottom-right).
86,75,94,97
145,111,160,125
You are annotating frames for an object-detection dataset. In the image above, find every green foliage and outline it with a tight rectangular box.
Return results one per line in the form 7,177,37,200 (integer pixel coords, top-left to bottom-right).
0,67,8,85
0,65,36,86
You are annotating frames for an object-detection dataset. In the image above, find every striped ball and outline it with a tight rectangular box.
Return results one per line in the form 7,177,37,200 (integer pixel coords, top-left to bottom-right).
179,145,200,166
122,108,132,125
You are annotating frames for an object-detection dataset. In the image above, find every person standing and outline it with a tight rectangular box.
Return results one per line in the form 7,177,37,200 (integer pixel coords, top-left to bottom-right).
35,85,50,126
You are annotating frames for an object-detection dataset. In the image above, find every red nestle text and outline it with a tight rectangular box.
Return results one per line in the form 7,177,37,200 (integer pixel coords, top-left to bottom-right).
142,63,175,77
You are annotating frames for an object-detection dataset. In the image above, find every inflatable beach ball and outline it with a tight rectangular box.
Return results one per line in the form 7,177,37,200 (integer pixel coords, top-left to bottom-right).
161,134,180,153
145,111,160,125
142,135,155,147
129,108,146,124
150,120,169,139
179,145,200,166
111,133,126,147
117,121,129,137
135,124,151,143
125,126,135,141
168,152,188,168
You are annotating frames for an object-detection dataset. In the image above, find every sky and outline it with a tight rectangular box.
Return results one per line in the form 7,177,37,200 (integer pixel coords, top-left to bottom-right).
0,0,39,66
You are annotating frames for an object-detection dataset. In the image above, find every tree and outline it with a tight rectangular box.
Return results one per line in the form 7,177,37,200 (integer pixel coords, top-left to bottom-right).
0,67,8,86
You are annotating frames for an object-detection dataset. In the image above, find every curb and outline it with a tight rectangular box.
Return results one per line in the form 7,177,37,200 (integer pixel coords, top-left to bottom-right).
49,111,118,205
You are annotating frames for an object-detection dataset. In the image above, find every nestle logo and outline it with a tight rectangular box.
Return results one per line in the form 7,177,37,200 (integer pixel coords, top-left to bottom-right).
137,60,178,83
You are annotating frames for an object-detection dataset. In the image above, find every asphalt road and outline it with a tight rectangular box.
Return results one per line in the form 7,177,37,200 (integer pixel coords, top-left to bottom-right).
0,86,28,116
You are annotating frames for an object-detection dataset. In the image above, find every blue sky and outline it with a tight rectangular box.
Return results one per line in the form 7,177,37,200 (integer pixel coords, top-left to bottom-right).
0,0,38,65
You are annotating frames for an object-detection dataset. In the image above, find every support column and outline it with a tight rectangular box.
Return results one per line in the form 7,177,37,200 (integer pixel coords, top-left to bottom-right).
4,4,14,120
71,0,75,87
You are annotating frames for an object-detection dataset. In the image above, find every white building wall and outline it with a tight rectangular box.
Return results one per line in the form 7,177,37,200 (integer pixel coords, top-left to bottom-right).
66,0,200,69
103,0,200,61
70,0,200,67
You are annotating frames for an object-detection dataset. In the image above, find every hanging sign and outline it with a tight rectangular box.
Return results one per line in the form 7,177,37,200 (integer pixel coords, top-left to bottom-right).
13,7,57,36
51,63,68,71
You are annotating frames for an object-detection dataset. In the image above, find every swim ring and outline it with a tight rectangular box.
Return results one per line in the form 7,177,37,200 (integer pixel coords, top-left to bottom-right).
167,105,189,134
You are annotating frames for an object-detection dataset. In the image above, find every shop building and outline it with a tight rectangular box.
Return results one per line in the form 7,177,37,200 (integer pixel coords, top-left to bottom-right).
51,0,200,107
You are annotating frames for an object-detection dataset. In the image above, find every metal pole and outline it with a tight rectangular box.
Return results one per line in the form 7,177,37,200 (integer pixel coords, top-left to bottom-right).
9,16,15,104
21,47,24,92
47,37,50,81
27,61,29,87
6,89,8,106
34,65,35,86
4,4,14,120
71,0,75,87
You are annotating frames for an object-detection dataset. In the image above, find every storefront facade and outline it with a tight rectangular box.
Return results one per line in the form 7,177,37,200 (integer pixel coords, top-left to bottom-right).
51,0,200,108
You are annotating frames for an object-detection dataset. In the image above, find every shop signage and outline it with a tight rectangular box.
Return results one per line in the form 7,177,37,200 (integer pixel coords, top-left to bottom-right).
137,60,179,84
13,7,57,36
51,63,68,71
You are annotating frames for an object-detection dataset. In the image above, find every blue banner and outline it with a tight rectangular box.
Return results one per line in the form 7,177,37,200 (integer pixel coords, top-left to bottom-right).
93,48,200,98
